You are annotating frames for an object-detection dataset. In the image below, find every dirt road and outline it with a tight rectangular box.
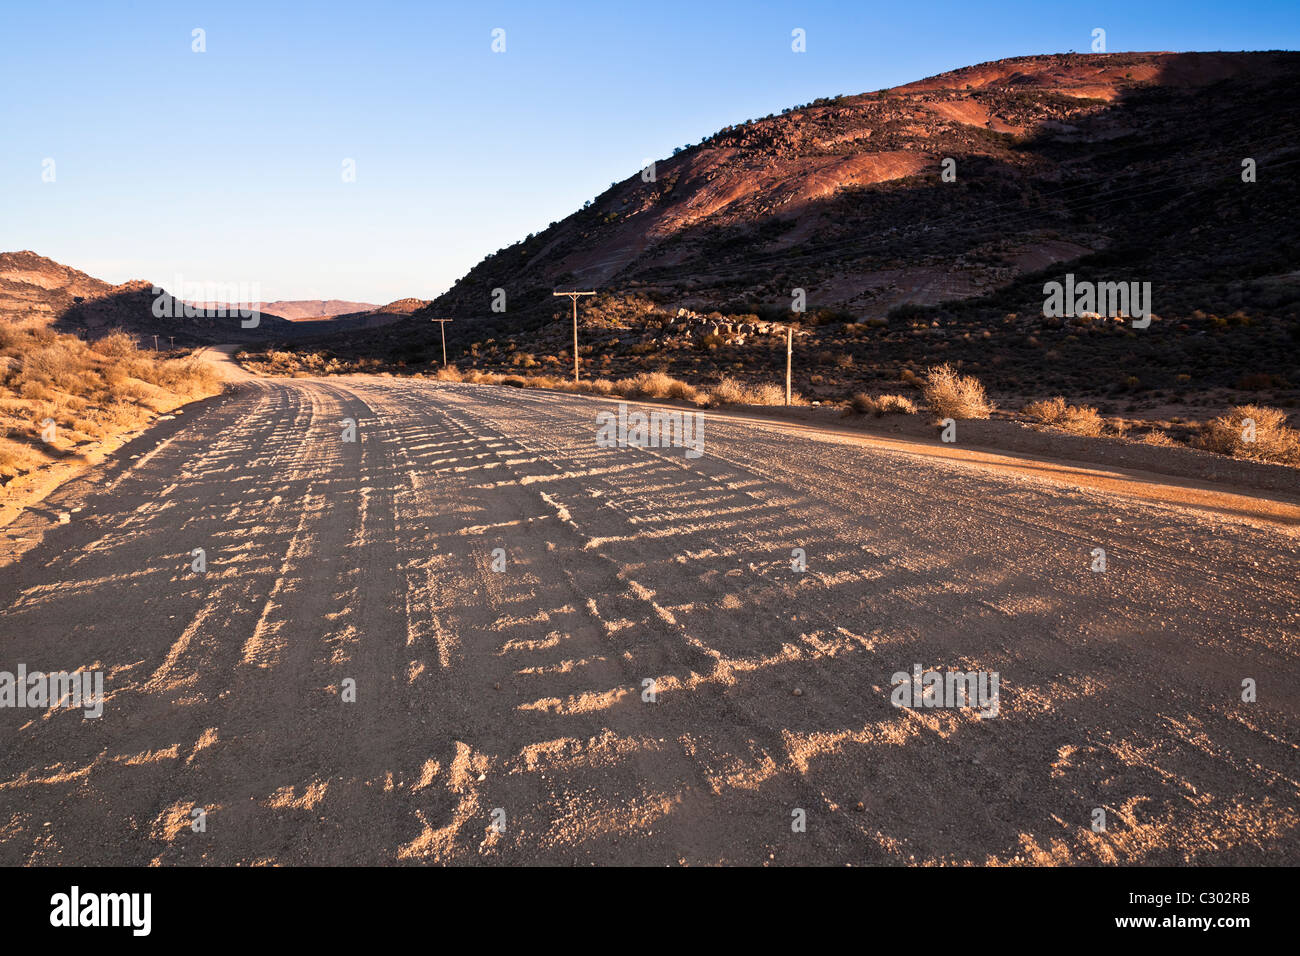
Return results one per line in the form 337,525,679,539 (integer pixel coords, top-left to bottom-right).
1,365,1297,865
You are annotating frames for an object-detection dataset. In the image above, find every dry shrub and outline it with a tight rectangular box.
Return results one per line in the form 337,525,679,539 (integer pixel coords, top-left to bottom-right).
93,329,139,358
706,376,804,407
434,365,464,382
1141,429,1175,447
616,371,700,403
1058,404,1104,437
101,364,129,390
0,436,39,476
923,364,993,419
18,379,57,402
877,394,917,415
1023,396,1104,436
749,382,793,405
1022,396,1067,424
1198,405,1299,465
21,344,92,390
707,376,748,406
850,393,917,416
124,355,218,394
0,321,42,353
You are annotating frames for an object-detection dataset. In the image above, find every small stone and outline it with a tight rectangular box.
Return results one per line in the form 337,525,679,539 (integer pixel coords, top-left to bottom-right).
792,688,803,697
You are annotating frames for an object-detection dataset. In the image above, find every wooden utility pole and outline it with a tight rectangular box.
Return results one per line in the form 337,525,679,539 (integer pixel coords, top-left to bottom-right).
785,327,793,407
429,318,454,366
553,290,596,382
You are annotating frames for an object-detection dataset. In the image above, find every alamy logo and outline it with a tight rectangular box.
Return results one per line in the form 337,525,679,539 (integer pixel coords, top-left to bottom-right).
0,666,104,718
50,886,151,936
151,274,262,328
595,403,704,459
890,664,1000,718
1042,273,1151,328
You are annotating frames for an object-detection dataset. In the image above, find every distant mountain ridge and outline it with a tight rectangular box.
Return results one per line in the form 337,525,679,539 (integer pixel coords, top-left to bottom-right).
258,300,378,320
0,252,416,344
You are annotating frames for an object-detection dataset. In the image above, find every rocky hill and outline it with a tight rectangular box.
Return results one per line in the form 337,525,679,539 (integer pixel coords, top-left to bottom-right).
0,251,114,320
283,51,1297,404
426,51,1298,322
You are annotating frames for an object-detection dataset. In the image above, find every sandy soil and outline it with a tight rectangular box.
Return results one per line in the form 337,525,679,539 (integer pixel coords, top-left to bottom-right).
0,358,1296,865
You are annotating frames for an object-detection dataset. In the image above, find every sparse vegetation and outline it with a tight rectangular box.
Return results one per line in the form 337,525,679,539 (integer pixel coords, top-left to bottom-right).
358,360,812,412
705,376,804,408
922,364,994,419
849,393,917,416
0,321,221,481
1198,405,1300,465
1022,396,1105,437
616,371,701,403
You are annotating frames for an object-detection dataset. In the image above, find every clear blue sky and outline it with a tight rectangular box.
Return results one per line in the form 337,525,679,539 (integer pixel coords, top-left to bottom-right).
2,0,1297,303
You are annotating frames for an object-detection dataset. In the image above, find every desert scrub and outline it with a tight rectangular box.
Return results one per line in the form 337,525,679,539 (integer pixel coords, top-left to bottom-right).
922,364,993,419
1022,396,1104,437
849,393,917,416
94,329,140,358
1198,405,1299,465
123,355,219,395
0,323,222,480
615,371,700,403
706,376,805,407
